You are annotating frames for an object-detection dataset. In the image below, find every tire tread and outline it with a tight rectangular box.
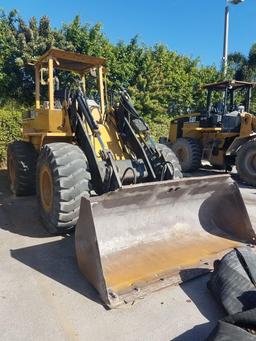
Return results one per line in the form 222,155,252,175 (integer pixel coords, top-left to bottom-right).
172,137,202,172
36,143,91,234
7,141,37,196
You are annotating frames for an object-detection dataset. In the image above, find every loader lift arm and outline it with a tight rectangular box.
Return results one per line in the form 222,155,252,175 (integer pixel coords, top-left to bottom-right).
68,87,175,193
68,88,122,194
115,90,174,180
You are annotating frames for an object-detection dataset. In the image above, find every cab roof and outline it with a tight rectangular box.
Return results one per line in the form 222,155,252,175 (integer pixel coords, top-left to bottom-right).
34,48,106,74
202,80,256,90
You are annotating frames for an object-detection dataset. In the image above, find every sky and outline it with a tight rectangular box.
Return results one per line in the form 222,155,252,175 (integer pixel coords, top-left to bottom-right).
1,0,256,68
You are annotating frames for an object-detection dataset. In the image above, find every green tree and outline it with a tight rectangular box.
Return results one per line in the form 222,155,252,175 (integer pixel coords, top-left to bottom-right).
0,9,221,124
228,44,256,82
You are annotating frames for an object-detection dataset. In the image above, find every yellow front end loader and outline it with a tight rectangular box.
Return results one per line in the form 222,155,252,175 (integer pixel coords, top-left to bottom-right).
7,49,256,308
167,80,256,186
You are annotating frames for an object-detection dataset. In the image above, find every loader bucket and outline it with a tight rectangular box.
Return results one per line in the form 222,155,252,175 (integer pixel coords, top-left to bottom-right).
75,175,255,308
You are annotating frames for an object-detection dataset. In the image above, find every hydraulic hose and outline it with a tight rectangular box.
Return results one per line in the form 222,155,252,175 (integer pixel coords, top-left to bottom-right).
121,167,137,185
160,161,175,181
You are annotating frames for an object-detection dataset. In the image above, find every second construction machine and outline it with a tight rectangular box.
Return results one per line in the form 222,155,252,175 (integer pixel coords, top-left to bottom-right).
7,49,256,308
168,80,256,186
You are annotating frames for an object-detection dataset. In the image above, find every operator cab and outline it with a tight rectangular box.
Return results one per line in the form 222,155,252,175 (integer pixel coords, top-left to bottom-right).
32,48,106,120
200,80,255,132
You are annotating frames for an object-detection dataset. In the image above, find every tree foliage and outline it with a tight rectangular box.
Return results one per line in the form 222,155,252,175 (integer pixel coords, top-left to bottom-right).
227,45,256,112
227,44,256,82
0,9,228,152
0,9,221,119
0,102,23,163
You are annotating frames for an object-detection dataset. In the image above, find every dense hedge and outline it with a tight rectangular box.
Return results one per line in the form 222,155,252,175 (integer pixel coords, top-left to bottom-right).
0,102,23,164
1,10,256,165
0,10,222,112
0,102,169,164
1,9,256,164
0,9,224,162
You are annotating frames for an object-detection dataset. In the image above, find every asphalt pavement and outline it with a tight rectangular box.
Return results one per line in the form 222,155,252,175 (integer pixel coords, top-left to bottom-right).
0,168,255,341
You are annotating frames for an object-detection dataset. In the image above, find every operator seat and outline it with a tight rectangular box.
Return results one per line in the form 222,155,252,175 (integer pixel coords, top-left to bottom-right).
222,111,241,132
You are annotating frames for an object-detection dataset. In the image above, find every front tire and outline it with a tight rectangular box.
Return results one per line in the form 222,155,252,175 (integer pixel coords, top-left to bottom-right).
172,138,202,172
156,143,183,179
236,139,256,186
36,143,91,234
7,141,37,196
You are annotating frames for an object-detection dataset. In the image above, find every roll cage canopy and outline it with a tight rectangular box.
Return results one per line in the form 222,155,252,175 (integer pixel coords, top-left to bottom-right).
34,48,106,74
202,80,256,91
202,80,256,114
32,48,106,112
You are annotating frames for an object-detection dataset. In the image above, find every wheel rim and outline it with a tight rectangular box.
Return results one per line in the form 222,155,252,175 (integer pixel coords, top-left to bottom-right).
8,155,15,191
40,165,53,212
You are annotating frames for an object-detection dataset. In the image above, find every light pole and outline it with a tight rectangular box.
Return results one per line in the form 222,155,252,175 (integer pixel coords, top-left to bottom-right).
223,0,244,77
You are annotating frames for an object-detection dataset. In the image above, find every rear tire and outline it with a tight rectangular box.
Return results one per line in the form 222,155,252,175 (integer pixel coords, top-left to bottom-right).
172,138,202,172
236,139,256,186
156,143,183,179
36,143,91,234
7,141,37,196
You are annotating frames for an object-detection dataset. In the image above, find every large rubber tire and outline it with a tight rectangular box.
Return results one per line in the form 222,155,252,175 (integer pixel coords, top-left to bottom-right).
236,138,256,186
7,141,37,196
172,138,202,172
156,143,183,179
36,143,91,234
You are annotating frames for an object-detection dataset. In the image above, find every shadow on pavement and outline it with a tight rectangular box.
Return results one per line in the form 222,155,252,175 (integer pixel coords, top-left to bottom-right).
172,322,212,341
172,273,225,340
0,168,49,237
0,195,49,237
0,169,9,196
2,161,104,307
10,235,105,307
